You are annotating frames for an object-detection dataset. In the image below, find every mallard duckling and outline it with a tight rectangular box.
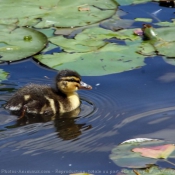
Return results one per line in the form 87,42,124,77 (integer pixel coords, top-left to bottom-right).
4,69,92,118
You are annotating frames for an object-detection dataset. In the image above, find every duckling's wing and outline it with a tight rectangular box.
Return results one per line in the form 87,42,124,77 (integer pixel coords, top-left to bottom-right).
4,84,49,111
4,96,24,111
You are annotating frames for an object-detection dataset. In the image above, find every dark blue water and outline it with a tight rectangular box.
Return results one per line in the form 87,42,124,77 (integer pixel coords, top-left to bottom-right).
1,56,175,174
1,2,175,175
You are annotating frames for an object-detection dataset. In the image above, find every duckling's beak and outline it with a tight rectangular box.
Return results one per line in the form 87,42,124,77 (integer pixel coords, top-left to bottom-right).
79,81,92,90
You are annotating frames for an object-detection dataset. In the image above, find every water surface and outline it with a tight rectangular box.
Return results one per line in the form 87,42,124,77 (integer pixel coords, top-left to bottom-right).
1,2,175,174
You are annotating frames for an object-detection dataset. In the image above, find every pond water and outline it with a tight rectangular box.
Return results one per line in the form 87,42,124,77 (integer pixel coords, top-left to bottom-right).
1,2,175,175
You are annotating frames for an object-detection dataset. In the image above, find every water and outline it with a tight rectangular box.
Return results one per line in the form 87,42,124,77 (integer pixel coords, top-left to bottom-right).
0,56,175,174
1,2,175,175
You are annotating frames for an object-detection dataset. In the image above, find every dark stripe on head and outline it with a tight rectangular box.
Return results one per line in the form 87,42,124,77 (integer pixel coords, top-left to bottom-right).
64,78,80,83
56,70,81,81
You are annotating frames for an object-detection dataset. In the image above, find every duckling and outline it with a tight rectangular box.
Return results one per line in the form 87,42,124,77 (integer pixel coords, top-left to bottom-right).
4,70,92,118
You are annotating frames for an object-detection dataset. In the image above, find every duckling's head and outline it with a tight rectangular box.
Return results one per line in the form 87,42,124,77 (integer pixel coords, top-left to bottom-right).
56,70,92,94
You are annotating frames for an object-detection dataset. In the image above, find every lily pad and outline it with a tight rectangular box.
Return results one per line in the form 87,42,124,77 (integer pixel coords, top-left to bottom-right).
101,18,134,31
75,27,140,41
0,0,117,28
155,21,175,27
54,23,98,36
110,138,175,168
0,25,47,61
35,43,145,76
35,28,55,38
137,42,156,56
150,27,175,58
49,35,106,53
119,166,175,175
0,69,9,82
35,27,145,76
132,144,175,159
49,27,141,53
135,18,152,22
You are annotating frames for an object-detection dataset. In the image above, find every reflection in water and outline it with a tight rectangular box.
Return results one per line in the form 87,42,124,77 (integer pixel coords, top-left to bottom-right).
0,95,94,142
14,107,92,141
113,106,175,130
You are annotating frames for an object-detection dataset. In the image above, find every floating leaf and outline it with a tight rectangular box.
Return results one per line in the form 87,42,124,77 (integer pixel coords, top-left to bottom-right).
135,18,152,22
0,0,117,28
151,27,175,58
54,23,98,36
41,43,59,54
118,166,175,175
154,41,175,58
0,69,9,82
137,42,156,56
36,28,55,38
133,26,175,60
132,144,175,159
35,43,145,76
0,25,47,62
75,27,140,41
156,26,175,42
35,27,145,76
100,13,134,31
49,27,141,53
49,35,106,53
110,138,175,168
154,21,175,27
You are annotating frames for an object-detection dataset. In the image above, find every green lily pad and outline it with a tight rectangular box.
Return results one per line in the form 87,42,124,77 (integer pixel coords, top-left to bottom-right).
35,27,145,76
101,18,134,31
149,27,175,58
49,35,106,53
155,21,175,27
49,27,141,54
137,42,156,56
75,27,140,41
0,0,117,28
35,28,55,38
156,27,175,42
135,18,152,22
41,43,59,54
0,69,9,82
0,25,47,61
163,57,175,66
54,23,98,36
110,138,175,168
154,41,175,58
119,166,175,175
35,43,145,76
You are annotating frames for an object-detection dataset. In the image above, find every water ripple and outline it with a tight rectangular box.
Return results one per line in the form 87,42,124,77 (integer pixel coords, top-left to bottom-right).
1,79,175,155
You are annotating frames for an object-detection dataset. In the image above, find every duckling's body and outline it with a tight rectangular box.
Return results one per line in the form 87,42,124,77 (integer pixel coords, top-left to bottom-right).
4,70,92,117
